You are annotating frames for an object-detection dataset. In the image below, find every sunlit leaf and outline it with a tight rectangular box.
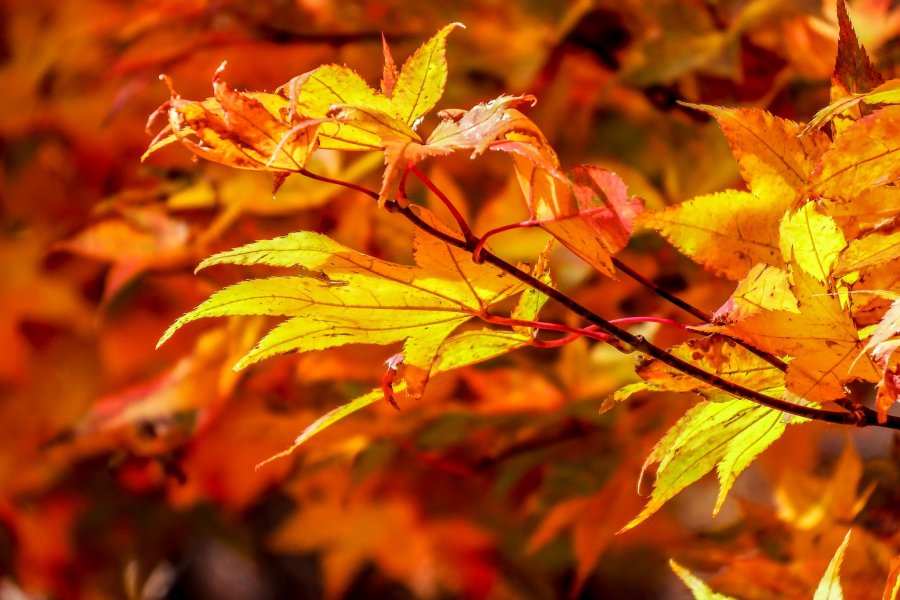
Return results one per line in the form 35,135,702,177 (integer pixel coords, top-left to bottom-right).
391,23,463,126
811,106,900,202
670,561,736,600
813,530,852,600
638,189,784,279
618,337,790,527
623,397,795,530
779,202,846,282
160,208,526,400
707,266,879,400
836,227,900,277
683,104,828,204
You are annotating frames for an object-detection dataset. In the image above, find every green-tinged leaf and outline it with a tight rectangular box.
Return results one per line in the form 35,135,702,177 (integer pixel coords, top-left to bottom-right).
510,241,553,332
670,561,736,600
804,80,900,134
623,397,794,530
836,227,900,277
864,80,900,105
637,189,784,280
280,64,396,151
811,106,900,201
159,209,524,396
391,23,463,126
258,305,544,467
330,105,421,143
813,531,852,600
614,336,789,520
683,104,828,203
255,388,385,469
779,202,847,282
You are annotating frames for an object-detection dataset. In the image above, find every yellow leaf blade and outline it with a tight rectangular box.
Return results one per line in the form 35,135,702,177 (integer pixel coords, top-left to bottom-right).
779,203,847,282
836,228,900,277
813,530,852,600
391,23,463,126
623,398,793,531
638,190,785,280
670,561,737,600
684,104,828,203
812,106,900,201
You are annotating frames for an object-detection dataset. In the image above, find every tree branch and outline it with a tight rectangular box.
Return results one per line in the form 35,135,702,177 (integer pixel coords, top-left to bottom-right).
297,168,900,431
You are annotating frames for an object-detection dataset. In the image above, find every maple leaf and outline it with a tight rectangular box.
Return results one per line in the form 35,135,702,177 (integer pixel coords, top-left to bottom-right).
327,87,641,275
617,337,791,529
277,23,462,153
670,561,735,600
835,223,900,277
637,190,783,279
640,107,829,280
813,530,852,600
256,243,553,467
682,104,829,205
711,263,798,323
144,62,320,173
158,207,526,401
706,266,879,401
810,105,900,203
779,202,846,283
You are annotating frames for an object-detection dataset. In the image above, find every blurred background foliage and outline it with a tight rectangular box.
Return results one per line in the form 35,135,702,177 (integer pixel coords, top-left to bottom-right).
2,0,900,598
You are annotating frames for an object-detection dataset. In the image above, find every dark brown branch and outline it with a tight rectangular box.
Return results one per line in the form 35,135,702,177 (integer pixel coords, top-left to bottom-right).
297,168,900,431
611,256,789,373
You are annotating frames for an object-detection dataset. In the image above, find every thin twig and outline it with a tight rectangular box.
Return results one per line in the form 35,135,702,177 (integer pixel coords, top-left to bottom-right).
611,256,790,372
472,220,536,262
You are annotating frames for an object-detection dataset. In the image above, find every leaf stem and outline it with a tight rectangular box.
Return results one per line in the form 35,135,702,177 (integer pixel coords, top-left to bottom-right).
472,220,537,263
410,165,478,244
297,169,900,431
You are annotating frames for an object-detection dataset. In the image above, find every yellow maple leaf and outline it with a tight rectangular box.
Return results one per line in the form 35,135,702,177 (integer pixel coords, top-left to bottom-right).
637,189,784,279
810,105,900,202
158,208,525,400
707,267,879,401
684,104,829,204
779,202,847,282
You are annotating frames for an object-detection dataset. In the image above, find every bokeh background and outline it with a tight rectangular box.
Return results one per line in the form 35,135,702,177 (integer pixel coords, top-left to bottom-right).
2,1,900,598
